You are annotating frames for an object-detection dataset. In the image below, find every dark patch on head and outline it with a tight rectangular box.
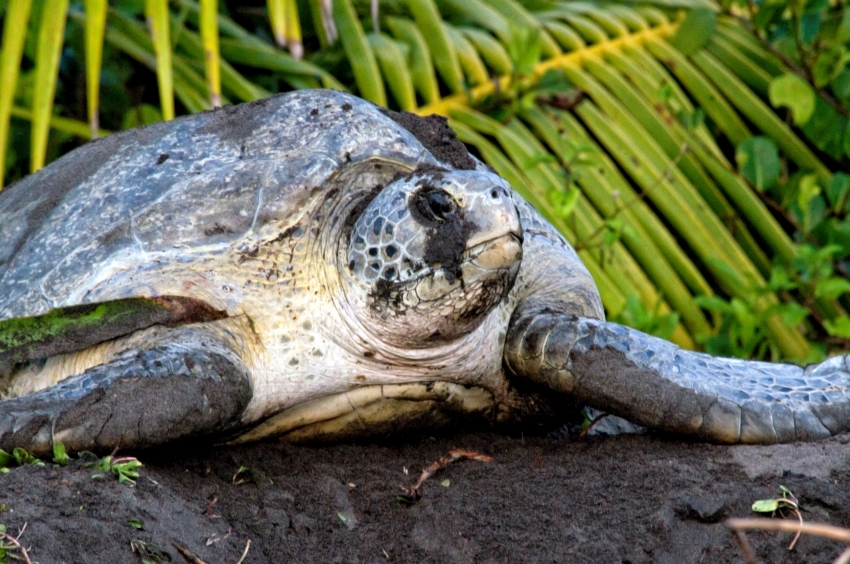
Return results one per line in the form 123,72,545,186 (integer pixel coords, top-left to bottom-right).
204,223,234,237
344,151,351,163
156,153,169,165
363,350,376,358
371,279,405,311
459,272,512,321
341,103,353,111
423,215,471,285
380,109,476,170
407,181,472,284
310,108,319,116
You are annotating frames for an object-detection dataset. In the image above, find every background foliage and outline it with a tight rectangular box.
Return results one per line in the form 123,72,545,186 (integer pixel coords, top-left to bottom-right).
1,0,849,363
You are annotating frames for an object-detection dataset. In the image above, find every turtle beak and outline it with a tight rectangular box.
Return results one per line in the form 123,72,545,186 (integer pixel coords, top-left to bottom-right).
465,233,523,271
463,186,522,251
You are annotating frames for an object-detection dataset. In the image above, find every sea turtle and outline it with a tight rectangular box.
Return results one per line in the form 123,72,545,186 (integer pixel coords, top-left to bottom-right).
1,89,849,455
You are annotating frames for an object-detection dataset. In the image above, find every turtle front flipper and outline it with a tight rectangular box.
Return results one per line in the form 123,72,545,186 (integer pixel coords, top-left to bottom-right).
0,325,252,456
505,312,850,444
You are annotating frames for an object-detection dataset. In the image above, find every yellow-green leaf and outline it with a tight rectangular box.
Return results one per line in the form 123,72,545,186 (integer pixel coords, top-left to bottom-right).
0,0,33,188
200,0,222,107
768,73,815,126
387,17,439,105
267,0,286,46
84,0,107,139
407,0,464,93
146,0,175,120
367,33,417,111
333,0,385,105
31,0,70,172
284,0,302,59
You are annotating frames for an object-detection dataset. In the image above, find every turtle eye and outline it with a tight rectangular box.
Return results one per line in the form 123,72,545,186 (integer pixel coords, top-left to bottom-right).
415,189,455,223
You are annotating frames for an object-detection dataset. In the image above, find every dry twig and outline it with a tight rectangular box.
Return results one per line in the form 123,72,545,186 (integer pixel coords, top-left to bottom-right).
235,539,252,564
399,449,493,501
727,518,850,564
726,518,850,542
0,522,33,564
172,541,209,564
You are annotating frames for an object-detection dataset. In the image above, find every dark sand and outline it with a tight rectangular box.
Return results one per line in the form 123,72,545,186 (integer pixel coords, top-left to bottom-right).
1,431,849,563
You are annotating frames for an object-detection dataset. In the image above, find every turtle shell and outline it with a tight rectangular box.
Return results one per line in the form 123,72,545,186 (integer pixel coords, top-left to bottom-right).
0,90,440,319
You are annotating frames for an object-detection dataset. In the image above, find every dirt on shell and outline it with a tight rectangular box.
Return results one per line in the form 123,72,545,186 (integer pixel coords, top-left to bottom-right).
3,431,850,563
382,109,477,171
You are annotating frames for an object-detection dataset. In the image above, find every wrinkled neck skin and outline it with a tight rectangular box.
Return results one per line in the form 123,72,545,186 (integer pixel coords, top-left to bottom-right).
507,198,605,323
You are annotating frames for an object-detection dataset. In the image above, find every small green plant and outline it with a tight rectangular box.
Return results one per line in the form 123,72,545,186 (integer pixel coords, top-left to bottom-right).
0,447,45,472
83,453,143,486
752,485,803,550
130,539,171,564
52,443,70,466
232,465,250,485
0,522,33,564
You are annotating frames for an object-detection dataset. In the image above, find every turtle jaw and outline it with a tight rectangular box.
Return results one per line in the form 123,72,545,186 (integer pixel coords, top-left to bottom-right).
463,232,523,272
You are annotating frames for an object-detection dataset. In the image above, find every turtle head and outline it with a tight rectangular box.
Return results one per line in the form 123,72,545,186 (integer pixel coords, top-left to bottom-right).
342,167,522,348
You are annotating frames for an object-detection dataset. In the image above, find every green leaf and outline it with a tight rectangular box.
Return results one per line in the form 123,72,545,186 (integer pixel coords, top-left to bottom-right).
812,45,850,89
826,173,850,212
693,295,734,314
670,8,716,56
145,0,175,119
52,443,70,466
751,498,780,512
0,450,14,468
837,8,850,43
13,447,42,466
83,0,107,138
815,278,850,299
0,0,33,188
127,519,144,529
768,73,816,126
798,173,822,232
440,479,450,487
408,0,464,93
31,0,70,172
507,24,541,76
333,0,385,105
824,317,850,338
781,303,809,326
736,137,781,191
